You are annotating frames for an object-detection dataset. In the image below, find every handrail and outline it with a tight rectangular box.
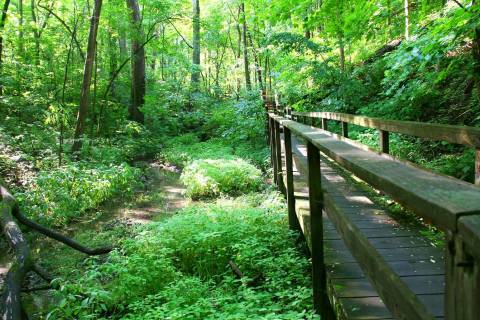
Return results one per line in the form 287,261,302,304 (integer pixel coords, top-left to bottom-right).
291,111,480,185
291,111,480,147
267,111,480,320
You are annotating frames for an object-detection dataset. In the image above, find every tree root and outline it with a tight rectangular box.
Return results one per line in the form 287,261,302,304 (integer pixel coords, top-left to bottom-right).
0,185,113,320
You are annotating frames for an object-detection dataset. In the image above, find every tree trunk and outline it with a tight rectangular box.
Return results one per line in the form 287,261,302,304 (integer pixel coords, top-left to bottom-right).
30,0,40,64
191,0,201,89
0,187,32,320
126,0,145,124
0,0,10,96
240,2,251,91
18,0,23,57
473,25,480,97
0,185,112,320
119,34,128,59
72,0,102,153
236,16,242,95
404,0,410,40
247,31,263,91
339,33,345,71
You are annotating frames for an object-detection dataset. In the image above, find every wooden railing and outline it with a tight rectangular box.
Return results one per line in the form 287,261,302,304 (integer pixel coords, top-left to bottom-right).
290,111,480,185
268,111,480,320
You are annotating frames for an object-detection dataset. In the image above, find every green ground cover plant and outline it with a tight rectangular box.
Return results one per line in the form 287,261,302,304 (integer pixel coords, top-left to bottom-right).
180,159,263,199
18,163,141,227
46,192,317,320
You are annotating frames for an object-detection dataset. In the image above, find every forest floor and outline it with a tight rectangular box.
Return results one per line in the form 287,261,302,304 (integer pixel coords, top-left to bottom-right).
3,161,191,317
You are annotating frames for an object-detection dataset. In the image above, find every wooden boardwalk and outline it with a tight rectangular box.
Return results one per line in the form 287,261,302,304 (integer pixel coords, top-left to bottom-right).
281,134,445,319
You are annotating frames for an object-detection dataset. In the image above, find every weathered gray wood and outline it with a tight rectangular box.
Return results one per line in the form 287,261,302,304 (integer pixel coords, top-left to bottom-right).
322,118,328,131
271,114,480,231
292,111,480,148
284,128,300,232
307,141,332,317
325,192,437,320
476,148,480,186
274,121,284,194
380,130,390,154
340,297,393,319
446,216,480,320
272,115,480,320
281,131,447,319
342,122,349,138
269,118,278,185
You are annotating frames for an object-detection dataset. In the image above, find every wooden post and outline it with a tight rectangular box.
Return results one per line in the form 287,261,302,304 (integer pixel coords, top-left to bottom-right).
379,130,390,154
286,107,292,120
270,117,278,185
310,116,315,127
321,118,328,131
476,148,480,186
445,224,480,320
307,141,330,317
274,120,285,195
342,121,349,138
284,127,300,231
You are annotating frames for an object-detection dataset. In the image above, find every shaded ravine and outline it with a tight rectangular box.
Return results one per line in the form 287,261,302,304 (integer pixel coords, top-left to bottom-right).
1,162,190,318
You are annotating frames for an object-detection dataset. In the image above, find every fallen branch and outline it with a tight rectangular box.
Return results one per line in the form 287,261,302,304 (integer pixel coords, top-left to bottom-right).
0,185,113,320
11,205,112,255
228,260,244,279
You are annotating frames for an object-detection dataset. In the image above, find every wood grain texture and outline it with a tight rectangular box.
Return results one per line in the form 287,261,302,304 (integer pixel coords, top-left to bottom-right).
271,114,480,231
292,111,480,148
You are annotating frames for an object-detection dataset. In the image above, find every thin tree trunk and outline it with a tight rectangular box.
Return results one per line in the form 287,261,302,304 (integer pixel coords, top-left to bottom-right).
18,0,23,56
236,16,242,95
404,0,410,40
126,0,145,123
247,31,263,91
191,0,200,89
0,0,10,96
240,2,251,91
339,33,345,71
119,33,128,59
72,0,103,153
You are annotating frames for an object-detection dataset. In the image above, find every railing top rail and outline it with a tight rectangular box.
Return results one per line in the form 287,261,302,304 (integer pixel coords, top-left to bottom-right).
269,113,480,232
291,111,480,148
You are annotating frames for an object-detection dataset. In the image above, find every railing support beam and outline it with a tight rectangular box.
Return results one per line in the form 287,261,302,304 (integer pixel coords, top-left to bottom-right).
476,148,480,186
284,127,301,232
274,120,285,195
342,121,349,138
307,141,332,318
379,130,390,154
321,118,328,131
270,117,278,185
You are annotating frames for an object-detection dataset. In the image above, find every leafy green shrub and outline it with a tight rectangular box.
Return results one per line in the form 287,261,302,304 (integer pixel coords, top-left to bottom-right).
233,143,270,171
180,159,263,199
161,137,234,168
47,195,316,319
18,163,141,226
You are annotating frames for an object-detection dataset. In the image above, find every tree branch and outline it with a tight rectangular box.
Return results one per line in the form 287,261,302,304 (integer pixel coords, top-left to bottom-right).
37,3,85,60
167,19,193,49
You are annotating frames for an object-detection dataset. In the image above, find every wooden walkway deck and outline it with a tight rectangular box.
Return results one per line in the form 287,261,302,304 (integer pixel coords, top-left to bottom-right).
281,134,445,319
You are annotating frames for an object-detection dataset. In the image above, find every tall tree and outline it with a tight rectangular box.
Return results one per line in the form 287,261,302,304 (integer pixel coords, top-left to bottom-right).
17,0,23,56
191,0,201,88
126,0,145,123
404,0,410,40
240,2,251,90
0,0,10,96
30,0,53,64
72,0,103,153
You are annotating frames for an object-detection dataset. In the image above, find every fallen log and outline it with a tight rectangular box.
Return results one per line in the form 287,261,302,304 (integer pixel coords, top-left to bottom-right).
0,185,113,320
0,186,32,320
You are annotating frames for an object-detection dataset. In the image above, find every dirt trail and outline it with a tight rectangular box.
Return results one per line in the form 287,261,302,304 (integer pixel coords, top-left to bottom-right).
0,162,190,316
